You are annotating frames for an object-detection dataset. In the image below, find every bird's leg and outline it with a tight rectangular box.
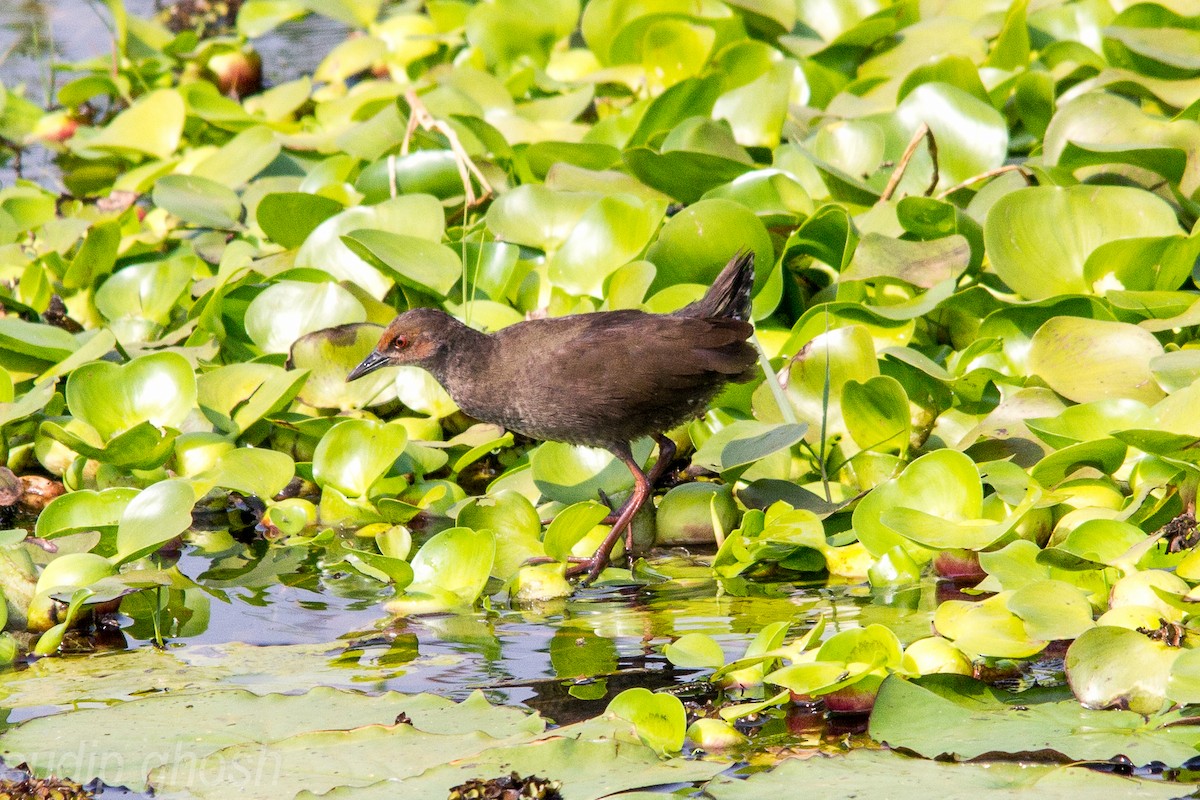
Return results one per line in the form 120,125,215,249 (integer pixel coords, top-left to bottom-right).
568,445,652,584
648,433,676,486
598,434,676,524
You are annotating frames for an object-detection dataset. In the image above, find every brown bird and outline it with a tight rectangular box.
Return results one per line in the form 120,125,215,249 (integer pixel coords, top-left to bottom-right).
347,251,758,582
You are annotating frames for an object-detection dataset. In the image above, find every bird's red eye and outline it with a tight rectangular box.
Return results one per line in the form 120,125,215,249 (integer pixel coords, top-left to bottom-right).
391,335,408,350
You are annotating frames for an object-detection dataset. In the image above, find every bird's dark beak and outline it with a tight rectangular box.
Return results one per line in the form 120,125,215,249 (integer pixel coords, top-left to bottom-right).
347,350,390,382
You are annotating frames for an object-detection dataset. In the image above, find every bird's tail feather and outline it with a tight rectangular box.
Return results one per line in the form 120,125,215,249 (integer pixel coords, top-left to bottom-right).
676,250,755,321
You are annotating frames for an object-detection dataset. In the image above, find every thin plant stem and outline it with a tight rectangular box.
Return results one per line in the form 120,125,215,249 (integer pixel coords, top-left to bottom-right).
880,123,937,201
750,332,796,426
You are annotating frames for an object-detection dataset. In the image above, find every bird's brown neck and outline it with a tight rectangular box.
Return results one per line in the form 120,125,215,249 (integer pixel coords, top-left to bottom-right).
423,317,495,391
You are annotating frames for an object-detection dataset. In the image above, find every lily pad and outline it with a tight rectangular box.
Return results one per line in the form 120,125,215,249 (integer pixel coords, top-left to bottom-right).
702,748,1188,799
0,687,542,792
869,674,1200,766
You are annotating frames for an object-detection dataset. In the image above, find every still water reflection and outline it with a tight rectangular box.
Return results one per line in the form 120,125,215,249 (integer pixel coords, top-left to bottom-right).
147,542,938,724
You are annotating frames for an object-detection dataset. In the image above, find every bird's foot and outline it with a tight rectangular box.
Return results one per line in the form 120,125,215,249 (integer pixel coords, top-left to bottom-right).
564,555,610,585
522,555,591,568
519,555,609,586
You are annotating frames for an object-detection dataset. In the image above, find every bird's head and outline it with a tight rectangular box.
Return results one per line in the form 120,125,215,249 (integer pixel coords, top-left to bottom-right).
346,308,461,382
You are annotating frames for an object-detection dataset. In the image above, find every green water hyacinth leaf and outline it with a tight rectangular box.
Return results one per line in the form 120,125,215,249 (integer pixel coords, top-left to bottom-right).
780,324,878,448
114,479,197,565
712,503,825,574
934,593,1045,659
854,449,981,557
817,623,902,670
1037,518,1147,571
82,88,184,159
197,448,296,501
645,199,772,294
450,429,515,474
1028,438,1128,487
808,120,885,195
840,233,970,289
1084,235,1200,295
256,192,344,249
457,490,544,580
1047,93,1200,199
392,366,458,418
1026,398,1154,449
356,151,466,203
1150,348,1200,392
342,231,462,297
312,419,407,499
655,482,737,546
485,184,597,252
152,175,243,229
664,632,726,670
713,60,794,148
1103,4,1200,80
34,587,94,657
702,169,813,227
35,487,139,540
1066,626,1178,716
1165,648,1200,705
319,487,384,528
531,439,654,505
290,323,398,411
295,194,445,300
455,241,521,303
388,527,495,614
984,185,1182,300
522,142,622,180
543,501,610,563
882,484,1039,552
1006,580,1095,642
894,83,1008,192
714,619,793,689
623,148,756,204
842,375,910,455
63,219,120,290
465,0,578,67
1145,379,1200,439
191,126,280,188
197,363,309,435
0,378,53,428
639,19,715,93
0,318,79,368
40,419,178,470
1028,317,1166,405
765,661,874,699
94,257,193,332
548,195,662,297
607,687,686,755
691,420,807,479
66,352,197,441
339,544,414,588
244,280,365,355
582,0,731,67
